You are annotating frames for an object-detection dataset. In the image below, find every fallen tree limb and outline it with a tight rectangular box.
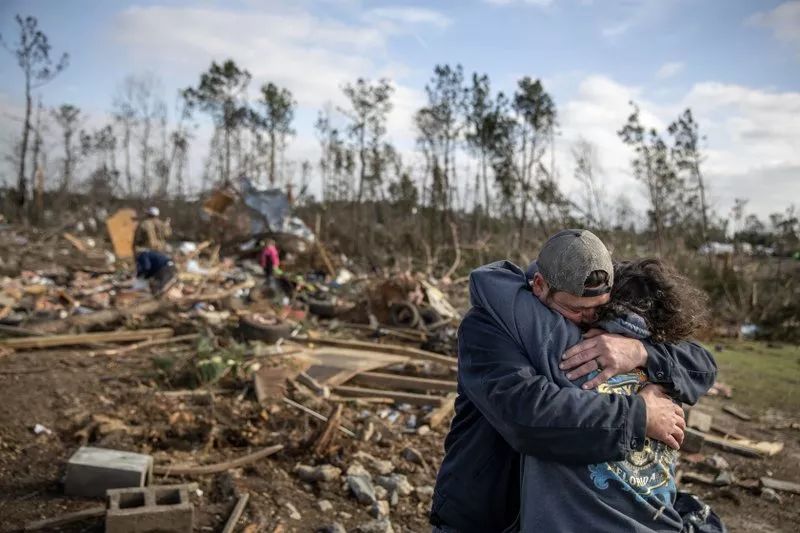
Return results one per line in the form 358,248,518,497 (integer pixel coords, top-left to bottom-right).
222,493,251,533
24,506,106,531
0,327,174,351
442,222,462,281
154,444,283,476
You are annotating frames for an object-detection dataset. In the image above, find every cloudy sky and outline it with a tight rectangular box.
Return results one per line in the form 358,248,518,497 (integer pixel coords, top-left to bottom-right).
1,0,798,221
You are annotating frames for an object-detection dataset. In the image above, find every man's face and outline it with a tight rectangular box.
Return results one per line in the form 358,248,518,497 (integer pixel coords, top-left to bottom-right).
531,273,610,325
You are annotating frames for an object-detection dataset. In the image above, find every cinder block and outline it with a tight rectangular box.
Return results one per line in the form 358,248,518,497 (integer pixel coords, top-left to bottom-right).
65,446,153,498
106,484,193,533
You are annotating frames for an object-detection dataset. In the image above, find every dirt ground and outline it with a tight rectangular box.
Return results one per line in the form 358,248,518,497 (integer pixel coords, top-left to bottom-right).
0,343,797,532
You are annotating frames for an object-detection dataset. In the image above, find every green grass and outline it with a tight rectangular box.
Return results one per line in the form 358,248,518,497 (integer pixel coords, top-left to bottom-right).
705,340,800,414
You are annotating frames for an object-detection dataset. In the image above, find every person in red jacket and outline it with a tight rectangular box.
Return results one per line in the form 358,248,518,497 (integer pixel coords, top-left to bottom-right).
259,239,280,281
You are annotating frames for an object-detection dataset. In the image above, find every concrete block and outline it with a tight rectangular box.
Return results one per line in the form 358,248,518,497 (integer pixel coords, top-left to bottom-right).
65,446,153,499
106,484,193,533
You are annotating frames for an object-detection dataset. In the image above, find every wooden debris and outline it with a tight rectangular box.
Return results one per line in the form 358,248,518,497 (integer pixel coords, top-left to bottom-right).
304,347,409,387
254,367,292,405
760,477,800,494
313,403,343,456
62,232,89,253
0,327,174,350
722,405,752,421
300,335,457,367
154,443,283,476
32,299,168,335
222,493,251,533
282,396,356,437
424,394,456,428
333,384,448,406
685,428,784,458
348,371,457,393
106,207,138,259
710,423,747,441
680,472,717,486
24,506,106,531
89,333,199,357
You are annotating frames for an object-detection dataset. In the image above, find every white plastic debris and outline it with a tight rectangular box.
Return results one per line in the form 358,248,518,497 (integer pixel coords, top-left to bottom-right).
33,424,52,435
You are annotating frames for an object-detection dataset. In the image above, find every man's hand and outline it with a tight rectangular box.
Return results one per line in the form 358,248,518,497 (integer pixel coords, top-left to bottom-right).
639,384,685,450
560,329,648,389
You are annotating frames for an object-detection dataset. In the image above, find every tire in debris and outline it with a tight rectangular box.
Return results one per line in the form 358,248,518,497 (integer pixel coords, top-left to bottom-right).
389,302,420,328
418,306,442,326
307,298,337,319
238,316,292,344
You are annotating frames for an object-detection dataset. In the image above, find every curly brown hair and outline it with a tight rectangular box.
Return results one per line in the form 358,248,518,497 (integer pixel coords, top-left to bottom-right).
600,258,709,343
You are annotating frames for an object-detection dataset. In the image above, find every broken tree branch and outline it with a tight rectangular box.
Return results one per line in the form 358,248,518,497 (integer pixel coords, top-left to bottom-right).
442,222,461,280
154,444,284,476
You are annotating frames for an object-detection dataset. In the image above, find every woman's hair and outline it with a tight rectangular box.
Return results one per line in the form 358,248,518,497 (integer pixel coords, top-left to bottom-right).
601,258,709,343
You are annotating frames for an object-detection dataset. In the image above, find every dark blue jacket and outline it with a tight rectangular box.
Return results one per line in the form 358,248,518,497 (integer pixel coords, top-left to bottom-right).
430,261,717,533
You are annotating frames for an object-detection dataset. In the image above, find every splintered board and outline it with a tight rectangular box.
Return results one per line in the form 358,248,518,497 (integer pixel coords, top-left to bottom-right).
303,347,409,387
106,208,138,259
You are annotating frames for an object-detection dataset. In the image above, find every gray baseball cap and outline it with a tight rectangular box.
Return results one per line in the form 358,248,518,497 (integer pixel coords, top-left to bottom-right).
537,229,613,297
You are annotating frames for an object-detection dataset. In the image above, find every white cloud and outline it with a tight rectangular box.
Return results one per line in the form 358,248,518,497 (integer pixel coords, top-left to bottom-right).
748,1,800,56
484,0,555,7
555,75,800,222
655,61,685,80
365,7,452,29
601,22,631,38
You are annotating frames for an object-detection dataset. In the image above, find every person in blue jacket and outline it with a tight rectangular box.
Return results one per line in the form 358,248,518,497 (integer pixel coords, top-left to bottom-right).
431,230,717,533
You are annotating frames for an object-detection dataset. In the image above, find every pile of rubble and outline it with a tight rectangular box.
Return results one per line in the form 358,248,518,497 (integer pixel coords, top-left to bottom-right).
0,207,465,531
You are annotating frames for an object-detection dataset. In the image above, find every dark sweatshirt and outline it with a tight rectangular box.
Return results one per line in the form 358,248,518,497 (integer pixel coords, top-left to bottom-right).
430,261,717,533
520,312,684,532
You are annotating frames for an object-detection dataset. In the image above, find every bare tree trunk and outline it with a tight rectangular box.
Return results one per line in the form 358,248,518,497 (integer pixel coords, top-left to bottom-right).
224,125,231,184
269,130,276,185
28,98,43,198
17,78,32,217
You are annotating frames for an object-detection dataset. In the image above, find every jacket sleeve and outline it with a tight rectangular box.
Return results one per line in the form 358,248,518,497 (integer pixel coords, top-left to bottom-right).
642,340,717,405
459,307,647,464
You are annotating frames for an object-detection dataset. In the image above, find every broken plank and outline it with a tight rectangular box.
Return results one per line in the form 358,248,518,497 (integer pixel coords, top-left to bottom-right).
348,371,457,393
722,405,752,421
686,428,783,457
424,394,456,428
333,385,447,406
313,403,343,456
222,493,250,533
300,335,457,366
24,506,106,531
154,444,283,476
760,477,800,494
0,327,174,350
281,397,356,437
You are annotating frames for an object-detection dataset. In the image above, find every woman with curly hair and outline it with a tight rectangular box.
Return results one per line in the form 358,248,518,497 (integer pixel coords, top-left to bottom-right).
518,258,724,532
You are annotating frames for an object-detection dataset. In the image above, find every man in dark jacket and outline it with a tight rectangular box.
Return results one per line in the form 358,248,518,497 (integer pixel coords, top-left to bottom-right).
431,230,716,532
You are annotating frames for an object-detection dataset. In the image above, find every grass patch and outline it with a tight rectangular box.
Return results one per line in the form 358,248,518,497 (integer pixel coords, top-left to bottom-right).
705,340,800,414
